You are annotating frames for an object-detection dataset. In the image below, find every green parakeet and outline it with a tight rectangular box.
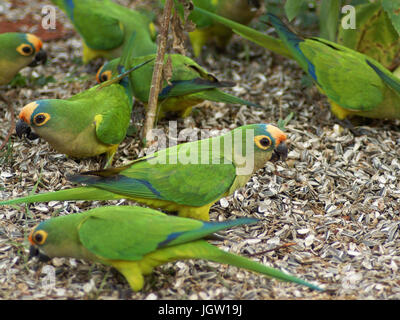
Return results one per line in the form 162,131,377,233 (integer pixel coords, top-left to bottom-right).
97,53,264,119
28,205,322,291
194,8,400,120
266,13,400,120
15,34,153,168
51,0,157,64
3,124,288,221
184,0,261,57
0,32,47,85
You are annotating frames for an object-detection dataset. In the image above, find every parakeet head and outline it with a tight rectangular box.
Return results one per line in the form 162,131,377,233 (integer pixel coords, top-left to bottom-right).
16,99,77,143
0,33,47,84
229,123,288,174
28,214,83,261
6,33,46,65
96,59,119,83
16,100,55,140
236,123,287,157
252,123,287,161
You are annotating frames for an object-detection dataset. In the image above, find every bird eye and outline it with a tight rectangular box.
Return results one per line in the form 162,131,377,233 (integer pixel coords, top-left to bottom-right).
17,44,33,56
100,71,112,83
23,46,32,53
33,230,48,245
254,135,272,150
33,113,50,126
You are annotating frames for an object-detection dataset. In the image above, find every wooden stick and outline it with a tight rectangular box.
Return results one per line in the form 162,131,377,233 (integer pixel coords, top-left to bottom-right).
142,0,174,147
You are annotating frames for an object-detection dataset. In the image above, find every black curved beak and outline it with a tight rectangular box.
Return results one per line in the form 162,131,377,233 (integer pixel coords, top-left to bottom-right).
28,245,51,262
16,119,39,140
28,245,39,260
28,49,47,67
270,142,288,162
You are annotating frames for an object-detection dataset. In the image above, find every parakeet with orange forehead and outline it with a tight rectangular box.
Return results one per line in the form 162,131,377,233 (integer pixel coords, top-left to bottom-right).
15,34,153,168
3,124,288,221
28,205,322,292
50,0,157,64
0,32,47,85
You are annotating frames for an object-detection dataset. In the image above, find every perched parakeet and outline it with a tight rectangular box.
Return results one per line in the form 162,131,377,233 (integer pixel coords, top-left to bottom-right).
266,13,400,120
15,35,153,168
171,0,261,57
3,124,288,221
97,53,263,119
28,205,322,291
0,32,47,85
51,0,157,63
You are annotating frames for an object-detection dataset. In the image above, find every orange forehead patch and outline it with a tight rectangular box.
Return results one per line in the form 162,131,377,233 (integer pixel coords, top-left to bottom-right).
28,229,35,245
26,34,43,52
19,101,39,124
266,125,287,145
96,66,103,83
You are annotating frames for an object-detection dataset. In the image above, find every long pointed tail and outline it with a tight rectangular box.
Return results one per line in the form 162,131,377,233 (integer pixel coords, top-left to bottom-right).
267,13,303,47
195,89,264,108
0,186,123,206
202,242,322,291
366,60,400,95
192,7,293,59
163,241,323,291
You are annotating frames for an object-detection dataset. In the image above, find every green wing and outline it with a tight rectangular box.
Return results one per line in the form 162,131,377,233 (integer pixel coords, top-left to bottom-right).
366,59,400,96
64,83,131,146
267,13,386,112
78,206,255,260
73,11,124,50
94,85,131,145
300,38,385,111
69,139,237,206
57,0,124,50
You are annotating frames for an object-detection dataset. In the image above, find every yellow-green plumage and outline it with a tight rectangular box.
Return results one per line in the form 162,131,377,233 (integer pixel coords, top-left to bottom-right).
16,84,130,166
15,40,152,168
3,124,288,221
51,0,157,63
0,32,47,85
193,8,400,120
267,13,400,120
28,205,322,291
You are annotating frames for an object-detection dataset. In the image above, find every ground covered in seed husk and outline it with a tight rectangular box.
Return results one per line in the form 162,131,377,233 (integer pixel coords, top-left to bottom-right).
1,0,400,301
